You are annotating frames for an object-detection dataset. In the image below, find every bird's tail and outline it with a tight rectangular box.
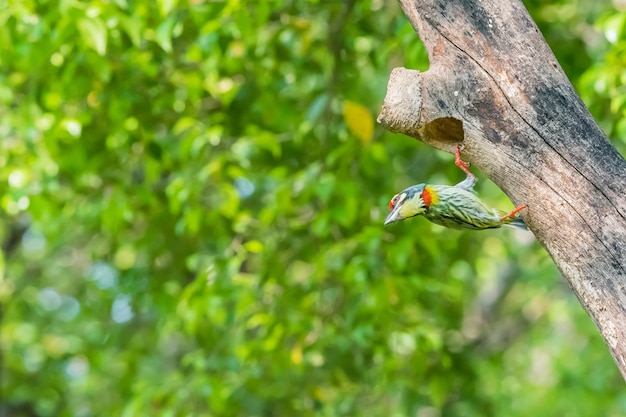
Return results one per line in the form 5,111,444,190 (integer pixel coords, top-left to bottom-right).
503,217,527,230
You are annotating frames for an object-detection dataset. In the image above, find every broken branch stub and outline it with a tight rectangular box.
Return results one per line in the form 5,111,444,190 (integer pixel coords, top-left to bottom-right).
377,68,422,136
378,67,464,148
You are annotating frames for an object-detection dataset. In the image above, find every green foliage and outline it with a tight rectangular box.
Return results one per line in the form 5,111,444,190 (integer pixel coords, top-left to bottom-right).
1,0,625,416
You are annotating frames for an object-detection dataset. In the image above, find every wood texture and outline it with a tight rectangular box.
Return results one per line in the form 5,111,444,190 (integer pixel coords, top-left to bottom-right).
378,0,626,378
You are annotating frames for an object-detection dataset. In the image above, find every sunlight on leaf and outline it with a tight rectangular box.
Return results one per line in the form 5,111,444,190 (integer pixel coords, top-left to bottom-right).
78,17,107,56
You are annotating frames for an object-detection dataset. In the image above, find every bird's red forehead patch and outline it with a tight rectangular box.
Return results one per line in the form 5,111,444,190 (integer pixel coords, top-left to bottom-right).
389,193,404,210
389,194,399,210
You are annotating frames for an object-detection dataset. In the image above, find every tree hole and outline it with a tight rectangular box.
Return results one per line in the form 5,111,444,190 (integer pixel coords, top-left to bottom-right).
422,117,464,144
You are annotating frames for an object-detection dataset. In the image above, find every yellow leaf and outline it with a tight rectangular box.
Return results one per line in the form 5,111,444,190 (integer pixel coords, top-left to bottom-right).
343,100,374,144
290,343,303,365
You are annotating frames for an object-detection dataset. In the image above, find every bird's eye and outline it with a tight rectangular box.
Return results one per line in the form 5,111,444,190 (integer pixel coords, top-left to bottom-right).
389,195,399,210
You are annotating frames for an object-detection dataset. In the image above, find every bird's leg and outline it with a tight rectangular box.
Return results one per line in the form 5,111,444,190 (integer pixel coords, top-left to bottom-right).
499,205,528,222
453,145,477,189
454,145,473,176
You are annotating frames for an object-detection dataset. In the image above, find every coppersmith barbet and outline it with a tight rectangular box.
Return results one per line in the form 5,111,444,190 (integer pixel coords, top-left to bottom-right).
385,145,527,230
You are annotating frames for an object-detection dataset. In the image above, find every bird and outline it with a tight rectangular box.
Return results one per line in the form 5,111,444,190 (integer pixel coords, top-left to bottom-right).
384,145,527,230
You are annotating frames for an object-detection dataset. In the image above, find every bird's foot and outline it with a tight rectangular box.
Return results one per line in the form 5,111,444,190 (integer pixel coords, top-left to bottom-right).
454,144,473,176
499,204,527,222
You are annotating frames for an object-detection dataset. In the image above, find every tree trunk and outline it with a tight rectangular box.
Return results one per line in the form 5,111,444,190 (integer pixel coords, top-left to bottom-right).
378,0,626,379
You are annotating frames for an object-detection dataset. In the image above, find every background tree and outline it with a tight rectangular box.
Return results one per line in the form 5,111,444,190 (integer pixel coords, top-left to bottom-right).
377,0,626,377
1,1,625,416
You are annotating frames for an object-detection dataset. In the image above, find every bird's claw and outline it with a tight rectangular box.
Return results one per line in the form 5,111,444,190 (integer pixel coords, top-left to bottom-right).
499,204,528,221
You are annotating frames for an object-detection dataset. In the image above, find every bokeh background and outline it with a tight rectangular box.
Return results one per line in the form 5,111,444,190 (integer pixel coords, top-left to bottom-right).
2,0,626,416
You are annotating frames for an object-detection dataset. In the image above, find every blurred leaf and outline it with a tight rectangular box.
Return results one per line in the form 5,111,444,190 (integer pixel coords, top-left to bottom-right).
156,16,177,53
343,100,374,144
78,17,108,56
119,15,143,47
158,0,178,17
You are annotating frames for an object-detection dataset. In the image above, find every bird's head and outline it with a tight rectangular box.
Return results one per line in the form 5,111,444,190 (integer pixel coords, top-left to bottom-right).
384,184,428,225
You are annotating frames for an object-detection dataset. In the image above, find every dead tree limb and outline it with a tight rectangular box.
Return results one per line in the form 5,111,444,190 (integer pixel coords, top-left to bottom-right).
378,0,626,378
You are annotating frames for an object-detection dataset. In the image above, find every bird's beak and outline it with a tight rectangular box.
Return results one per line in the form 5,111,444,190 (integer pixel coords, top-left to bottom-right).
384,206,401,225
